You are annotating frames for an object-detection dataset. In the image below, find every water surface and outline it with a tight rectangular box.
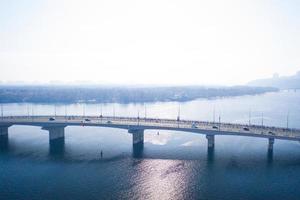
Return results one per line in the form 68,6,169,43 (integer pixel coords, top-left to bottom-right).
1,90,300,200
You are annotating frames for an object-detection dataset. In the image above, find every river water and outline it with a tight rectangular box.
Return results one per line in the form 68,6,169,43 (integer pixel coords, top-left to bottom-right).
1,90,300,200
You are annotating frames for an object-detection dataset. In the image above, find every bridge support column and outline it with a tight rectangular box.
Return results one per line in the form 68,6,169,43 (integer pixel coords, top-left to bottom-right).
206,134,215,149
128,128,144,158
0,125,10,137
129,129,144,147
268,138,275,151
42,126,66,142
0,125,10,150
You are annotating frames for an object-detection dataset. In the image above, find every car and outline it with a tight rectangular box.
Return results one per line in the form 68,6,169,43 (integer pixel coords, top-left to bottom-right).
268,131,275,135
106,121,112,124
84,118,91,122
49,117,55,121
243,127,250,131
212,125,218,129
191,123,198,128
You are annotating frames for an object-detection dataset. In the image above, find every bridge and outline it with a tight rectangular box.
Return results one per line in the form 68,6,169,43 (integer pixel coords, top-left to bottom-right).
1,115,300,153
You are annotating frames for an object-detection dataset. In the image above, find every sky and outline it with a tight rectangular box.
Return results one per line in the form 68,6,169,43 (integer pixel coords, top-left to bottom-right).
0,0,299,86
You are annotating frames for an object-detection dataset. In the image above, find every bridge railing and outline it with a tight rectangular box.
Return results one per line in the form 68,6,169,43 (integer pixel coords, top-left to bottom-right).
1,115,300,138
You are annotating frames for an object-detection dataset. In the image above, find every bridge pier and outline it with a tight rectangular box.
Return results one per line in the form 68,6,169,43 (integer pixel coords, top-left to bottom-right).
128,128,144,148
206,134,215,149
0,125,10,151
0,125,10,136
268,138,275,151
42,126,66,143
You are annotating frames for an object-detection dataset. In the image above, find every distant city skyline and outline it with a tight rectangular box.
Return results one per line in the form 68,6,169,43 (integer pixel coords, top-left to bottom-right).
1,0,299,85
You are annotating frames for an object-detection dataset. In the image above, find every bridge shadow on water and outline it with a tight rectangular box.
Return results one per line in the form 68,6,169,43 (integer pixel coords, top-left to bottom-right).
0,135,9,152
132,143,144,158
49,138,65,156
267,149,274,164
207,147,215,163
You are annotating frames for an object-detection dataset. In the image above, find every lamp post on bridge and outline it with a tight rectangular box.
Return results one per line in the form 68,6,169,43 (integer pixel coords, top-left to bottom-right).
83,104,86,119
144,104,147,121
286,111,290,130
137,110,140,126
177,104,180,128
31,106,34,122
1,104,3,121
248,109,251,127
261,112,264,127
213,105,216,124
27,105,30,119
99,104,103,123
113,104,115,120
218,115,221,131
65,105,67,122
54,104,57,118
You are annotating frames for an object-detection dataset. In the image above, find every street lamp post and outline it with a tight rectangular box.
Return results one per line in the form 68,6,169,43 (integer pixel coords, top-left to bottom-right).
248,109,251,127
177,104,180,128
137,110,140,126
218,115,221,131
1,104,3,121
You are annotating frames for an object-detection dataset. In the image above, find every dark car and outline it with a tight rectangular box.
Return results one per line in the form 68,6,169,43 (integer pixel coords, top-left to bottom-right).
49,117,55,121
268,131,275,135
243,127,250,131
84,118,91,122
212,126,218,129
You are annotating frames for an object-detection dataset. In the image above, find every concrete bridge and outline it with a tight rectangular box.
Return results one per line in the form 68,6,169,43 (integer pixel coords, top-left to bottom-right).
1,115,300,153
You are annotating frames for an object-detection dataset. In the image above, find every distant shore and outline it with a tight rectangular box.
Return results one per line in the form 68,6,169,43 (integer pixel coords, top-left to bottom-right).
0,85,278,104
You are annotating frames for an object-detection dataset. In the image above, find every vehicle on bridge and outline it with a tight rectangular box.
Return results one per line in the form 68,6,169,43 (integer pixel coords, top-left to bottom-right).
49,117,55,121
243,127,250,131
212,125,218,129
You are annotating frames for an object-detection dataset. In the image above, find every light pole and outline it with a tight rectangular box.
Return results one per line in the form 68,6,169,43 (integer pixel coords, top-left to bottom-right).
1,104,3,121
27,105,30,119
113,104,115,119
261,112,264,127
65,105,67,122
177,104,180,128
83,104,85,118
137,110,140,126
213,106,215,124
144,104,147,120
248,109,251,127
218,115,221,131
100,104,103,123
286,111,289,130
31,106,34,122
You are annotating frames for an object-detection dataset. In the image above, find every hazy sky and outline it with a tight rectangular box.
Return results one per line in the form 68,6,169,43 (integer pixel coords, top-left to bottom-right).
0,0,299,85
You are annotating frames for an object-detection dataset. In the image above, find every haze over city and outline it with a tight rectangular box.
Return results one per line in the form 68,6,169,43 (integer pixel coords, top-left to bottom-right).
1,0,299,85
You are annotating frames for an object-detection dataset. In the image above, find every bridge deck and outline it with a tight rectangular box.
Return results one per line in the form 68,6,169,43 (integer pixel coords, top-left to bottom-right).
1,115,300,141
